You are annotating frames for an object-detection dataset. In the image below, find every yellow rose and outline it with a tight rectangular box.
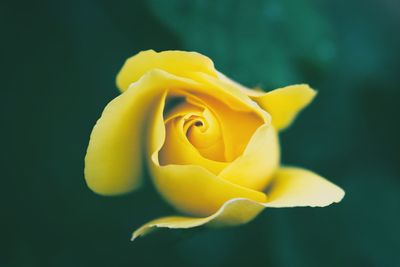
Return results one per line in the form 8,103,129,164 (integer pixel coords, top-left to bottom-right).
84,50,344,240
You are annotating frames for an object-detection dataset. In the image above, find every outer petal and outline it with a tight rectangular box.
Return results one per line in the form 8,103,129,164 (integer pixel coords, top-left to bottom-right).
132,167,344,240
151,163,267,216
131,198,265,240
116,50,218,92
84,70,200,195
250,84,317,130
217,72,316,130
266,167,345,207
117,51,272,127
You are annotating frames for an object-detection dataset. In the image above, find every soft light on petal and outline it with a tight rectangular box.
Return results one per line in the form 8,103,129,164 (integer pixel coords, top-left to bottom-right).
192,72,272,124
192,93,264,161
162,95,226,164
132,167,344,240
265,167,345,207
116,50,218,92
216,72,316,130
150,162,268,217
84,70,200,195
132,198,265,241
250,84,317,130
160,116,228,174
218,124,280,191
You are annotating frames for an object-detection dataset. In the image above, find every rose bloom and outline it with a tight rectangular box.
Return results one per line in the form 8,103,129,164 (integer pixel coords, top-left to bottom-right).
84,50,344,240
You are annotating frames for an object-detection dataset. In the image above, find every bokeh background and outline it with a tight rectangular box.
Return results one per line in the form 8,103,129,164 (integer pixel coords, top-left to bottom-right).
2,0,400,266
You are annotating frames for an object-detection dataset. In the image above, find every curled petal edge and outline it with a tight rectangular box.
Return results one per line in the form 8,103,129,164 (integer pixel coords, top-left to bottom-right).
132,167,345,240
217,71,317,130
116,50,218,92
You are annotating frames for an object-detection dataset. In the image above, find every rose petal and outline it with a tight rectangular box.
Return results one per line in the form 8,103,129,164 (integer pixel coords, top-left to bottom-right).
150,163,268,216
84,70,200,195
266,167,345,207
160,114,228,174
131,198,265,241
190,93,265,162
162,95,226,165
149,91,268,216
116,50,218,92
248,84,317,130
218,124,280,191
191,72,272,123
118,51,272,125
132,167,344,240
217,72,316,130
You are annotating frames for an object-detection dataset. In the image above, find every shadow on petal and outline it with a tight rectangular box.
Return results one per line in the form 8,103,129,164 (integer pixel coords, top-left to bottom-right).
132,167,344,241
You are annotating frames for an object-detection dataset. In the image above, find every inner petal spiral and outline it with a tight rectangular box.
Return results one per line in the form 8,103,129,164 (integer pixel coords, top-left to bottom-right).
159,91,264,174
185,108,224,161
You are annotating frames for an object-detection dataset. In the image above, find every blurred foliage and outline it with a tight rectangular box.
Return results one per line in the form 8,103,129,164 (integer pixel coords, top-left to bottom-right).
150,0,335,88
1,0,400,266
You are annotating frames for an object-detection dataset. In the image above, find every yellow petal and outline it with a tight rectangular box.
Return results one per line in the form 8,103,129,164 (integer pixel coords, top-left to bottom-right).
185,73,273,162
132,167,344,240
159,80,270,173
84,70,200,195
185,108,225,161
218,124,280,191
150,163,268,217
160,115,228,174
216,72,316,130
131,198,265,241
116,50,218,92
191,72,271,123
118,51,270,126
194,93,265,161
250,84,317,130
162,95,226,165
148,82,268,217
266,167,345,207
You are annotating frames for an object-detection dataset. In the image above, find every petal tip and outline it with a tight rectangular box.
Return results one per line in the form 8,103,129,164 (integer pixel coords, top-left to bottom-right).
334,187,346,203
131,231,144,241
131,224,158,241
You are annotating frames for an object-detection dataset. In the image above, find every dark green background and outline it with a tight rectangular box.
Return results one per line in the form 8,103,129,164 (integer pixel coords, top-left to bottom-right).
2,0,400,266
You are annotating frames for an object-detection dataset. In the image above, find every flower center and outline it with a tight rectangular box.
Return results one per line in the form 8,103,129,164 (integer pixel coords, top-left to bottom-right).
159,92,264,172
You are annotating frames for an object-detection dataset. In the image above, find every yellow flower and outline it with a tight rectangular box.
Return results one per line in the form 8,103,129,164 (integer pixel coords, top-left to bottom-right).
84,50,345,240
